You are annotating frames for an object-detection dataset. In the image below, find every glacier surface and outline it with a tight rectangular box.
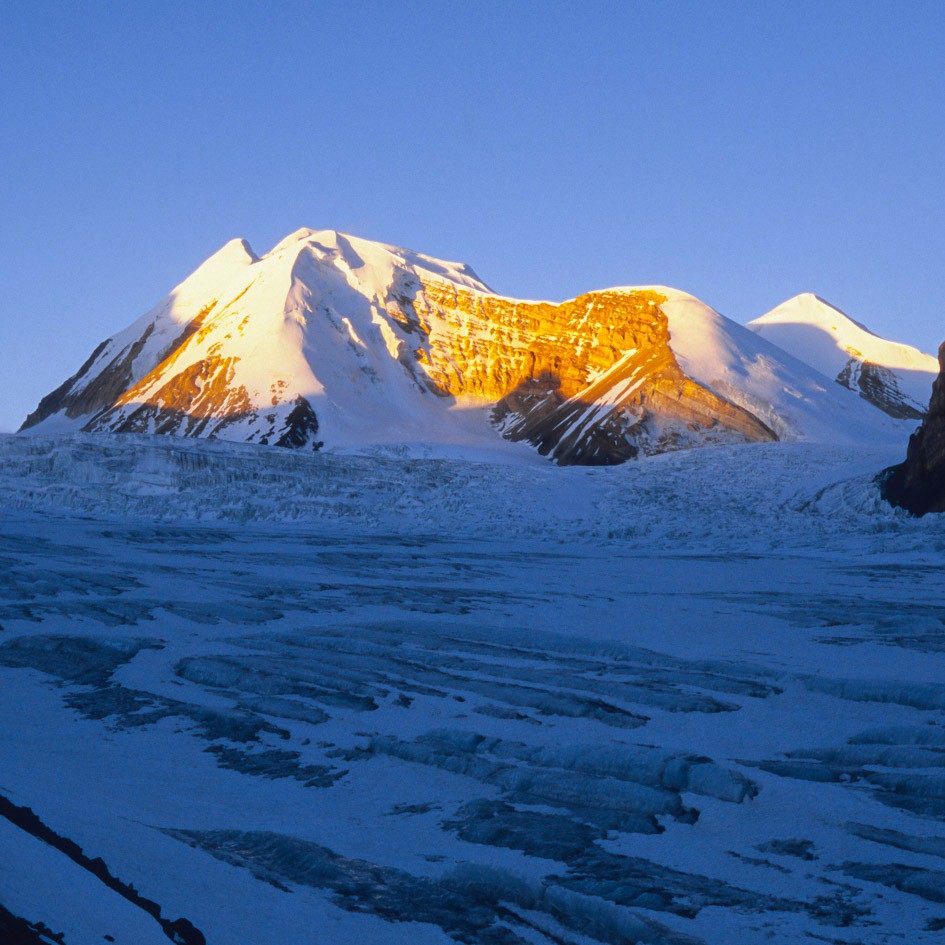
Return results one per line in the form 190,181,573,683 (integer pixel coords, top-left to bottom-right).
1,433,944,944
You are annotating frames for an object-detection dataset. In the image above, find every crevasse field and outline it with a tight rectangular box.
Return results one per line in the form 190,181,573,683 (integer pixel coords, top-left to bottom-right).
2,433,945,945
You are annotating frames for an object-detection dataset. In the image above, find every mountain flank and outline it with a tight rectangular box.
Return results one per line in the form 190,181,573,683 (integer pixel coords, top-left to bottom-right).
22,229,923,465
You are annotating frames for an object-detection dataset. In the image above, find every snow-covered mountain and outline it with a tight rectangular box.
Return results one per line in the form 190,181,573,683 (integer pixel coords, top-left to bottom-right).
21,229,915,463
748,293,938,420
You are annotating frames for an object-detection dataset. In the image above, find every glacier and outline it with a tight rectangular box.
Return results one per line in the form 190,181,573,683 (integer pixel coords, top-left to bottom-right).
1,432,945,944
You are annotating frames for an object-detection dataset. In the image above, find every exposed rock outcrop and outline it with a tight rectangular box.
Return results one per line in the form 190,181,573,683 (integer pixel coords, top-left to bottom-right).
836,356,926,420
883,343,945,515
404,283,777,464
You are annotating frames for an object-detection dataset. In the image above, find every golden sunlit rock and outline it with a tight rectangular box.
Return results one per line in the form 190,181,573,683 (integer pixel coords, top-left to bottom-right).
402,281,776,464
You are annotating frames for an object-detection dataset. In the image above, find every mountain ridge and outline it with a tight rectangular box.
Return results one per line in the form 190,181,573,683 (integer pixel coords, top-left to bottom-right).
20,228,923,464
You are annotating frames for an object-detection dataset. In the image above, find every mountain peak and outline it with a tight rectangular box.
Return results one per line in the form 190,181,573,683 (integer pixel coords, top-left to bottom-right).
752,293,873,336
265,227,330,256
169,237,258,305
748,294,937,419
202,236,258,268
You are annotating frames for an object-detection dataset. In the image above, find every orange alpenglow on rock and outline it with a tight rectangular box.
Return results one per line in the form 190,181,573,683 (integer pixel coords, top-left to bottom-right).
20,229,919,465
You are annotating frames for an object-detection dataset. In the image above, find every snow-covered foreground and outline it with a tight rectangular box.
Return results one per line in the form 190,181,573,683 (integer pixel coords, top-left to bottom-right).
2,434,945,944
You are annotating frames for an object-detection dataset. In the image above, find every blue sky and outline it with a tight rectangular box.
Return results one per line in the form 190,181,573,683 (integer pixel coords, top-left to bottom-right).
2,1,944,432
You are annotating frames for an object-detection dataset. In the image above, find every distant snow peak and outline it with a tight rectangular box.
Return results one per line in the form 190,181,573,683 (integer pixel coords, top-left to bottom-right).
749,293,937,419
19,229,922,463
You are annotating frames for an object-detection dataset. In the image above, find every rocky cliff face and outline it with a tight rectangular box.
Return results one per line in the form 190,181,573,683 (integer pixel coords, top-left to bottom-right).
399,281,775,464
883,343,945,515
836,356,925,420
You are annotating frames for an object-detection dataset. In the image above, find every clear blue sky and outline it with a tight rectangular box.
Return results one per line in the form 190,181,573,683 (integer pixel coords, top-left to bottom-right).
2,1,944,432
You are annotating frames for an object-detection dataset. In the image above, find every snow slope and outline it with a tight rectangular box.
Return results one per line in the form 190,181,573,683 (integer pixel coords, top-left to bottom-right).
655,289,911,444
748,293,938,419
0,432,930,552
19,231,918,463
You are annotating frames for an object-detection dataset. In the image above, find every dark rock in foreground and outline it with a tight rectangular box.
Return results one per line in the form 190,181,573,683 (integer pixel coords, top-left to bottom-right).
884,343,945,515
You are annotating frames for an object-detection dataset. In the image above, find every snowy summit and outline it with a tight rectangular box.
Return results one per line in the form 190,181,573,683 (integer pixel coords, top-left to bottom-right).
21,229,935,463
749,293,938,419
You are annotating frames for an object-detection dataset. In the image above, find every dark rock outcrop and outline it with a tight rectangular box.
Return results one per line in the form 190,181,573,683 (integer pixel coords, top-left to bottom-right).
883,343,945,515
272,396,322,449
0,789,206,945
836,358,926,420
